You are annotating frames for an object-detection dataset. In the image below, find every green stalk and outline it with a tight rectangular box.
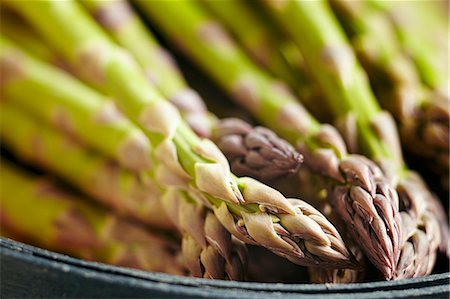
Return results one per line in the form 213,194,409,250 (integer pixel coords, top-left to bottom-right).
80,0,215,138
136,0,319,143
0,102,171,230
330,0,449,189
370,0,449,95
0,162,186,275
265,0,446,277
138,0,402,278
201,0,331,122
264,0,401,174
0,36,152,173
201,0,298,91
9,0,355,269
0,9,69,69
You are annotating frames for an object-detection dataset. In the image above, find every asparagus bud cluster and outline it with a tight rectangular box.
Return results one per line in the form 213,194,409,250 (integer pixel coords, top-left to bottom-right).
213,118,303,181
162,188,248,280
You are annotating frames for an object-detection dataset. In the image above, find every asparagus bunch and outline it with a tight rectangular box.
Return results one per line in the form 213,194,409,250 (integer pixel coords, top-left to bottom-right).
330,0,449,190
308,202,366,283
0,162,186,275
263,0,447,278
8,0,356,270
137,0,401,279
0,100,249,279
0,37,248,278
0,100,171,230
81,0,302,182
0,37,152,173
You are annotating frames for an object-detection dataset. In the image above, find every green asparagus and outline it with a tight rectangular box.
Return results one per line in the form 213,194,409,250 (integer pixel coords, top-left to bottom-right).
0,101,171,230
330,0,449,191
0,162,186,275
201,0,331,122
0,36,152,173
370,0,449,97
81,0,302,182
9,0,356,269
263,0,445,278
137,0,400,278
1,100,250,279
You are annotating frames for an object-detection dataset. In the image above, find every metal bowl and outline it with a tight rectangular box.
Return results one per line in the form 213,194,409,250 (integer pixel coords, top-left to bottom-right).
1,238,448,298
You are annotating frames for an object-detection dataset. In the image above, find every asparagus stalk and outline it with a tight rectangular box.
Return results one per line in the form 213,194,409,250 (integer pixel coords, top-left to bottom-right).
200,0,331,122
0,102,171,230
80,0,215,138
0,162,186,275
81,0,302,182
9,0,355,269
137,0,401,277
80,0,300,277
0,36,152,173
264,0,446,278
370,0,449,97
0,9,72,72
0,102,249,279
330,0,449,190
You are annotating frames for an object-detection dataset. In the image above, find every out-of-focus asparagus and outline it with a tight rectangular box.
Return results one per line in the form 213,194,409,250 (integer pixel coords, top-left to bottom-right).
0,9,71,72
0,101,249,279
370,0,449,97
201,0,331,122
0,162,186,275
8,0,357,270
80,0,215,138
137,0,400,278
81,0,302,182
0,101,171,230
0,36,152,173
330,0,449,191
264,0,446,278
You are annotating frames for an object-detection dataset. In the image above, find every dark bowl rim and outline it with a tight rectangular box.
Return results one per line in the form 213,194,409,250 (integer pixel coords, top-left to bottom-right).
2,237,449,295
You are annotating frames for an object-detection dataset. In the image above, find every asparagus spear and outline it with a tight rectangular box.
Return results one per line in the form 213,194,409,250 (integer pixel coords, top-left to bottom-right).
2,30,249,280
264,0,446,278
0,36,152,173
330,0,449,191
0,9,72,72
80,0,215,138
162,188,248,280
81,0,302,182
308,202,366,283
1,101,250,279
137,0,400,277
8,0,355,269
370,0,449,97
0,162,186,275
0,102,171,230
200,0,331,123
394,172,442,279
